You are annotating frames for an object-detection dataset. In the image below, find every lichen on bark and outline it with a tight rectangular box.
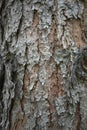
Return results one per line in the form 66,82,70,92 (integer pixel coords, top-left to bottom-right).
0,0,87,130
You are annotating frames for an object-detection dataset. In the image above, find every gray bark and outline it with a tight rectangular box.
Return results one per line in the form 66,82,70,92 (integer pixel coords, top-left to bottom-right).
0,0,87,130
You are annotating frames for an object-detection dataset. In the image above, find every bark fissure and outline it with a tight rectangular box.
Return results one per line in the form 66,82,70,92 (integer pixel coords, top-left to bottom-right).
20,45,29,129
0,59,5,129
0,0,5,44
16,0,23,41
73,102,81,130
1,0,87,130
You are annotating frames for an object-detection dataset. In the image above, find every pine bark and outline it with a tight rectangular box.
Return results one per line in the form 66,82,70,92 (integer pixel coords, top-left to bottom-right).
0,0,87,130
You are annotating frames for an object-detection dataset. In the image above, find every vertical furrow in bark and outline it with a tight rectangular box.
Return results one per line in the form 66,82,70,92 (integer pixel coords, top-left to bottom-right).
73,102,81,130
1,0,87,130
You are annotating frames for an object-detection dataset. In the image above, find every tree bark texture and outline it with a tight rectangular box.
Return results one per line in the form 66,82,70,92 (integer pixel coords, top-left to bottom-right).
0,0,87,130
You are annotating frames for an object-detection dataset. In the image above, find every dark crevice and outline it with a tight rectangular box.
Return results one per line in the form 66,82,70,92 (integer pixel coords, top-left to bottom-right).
0,0,5,43
11,56,18,82
9,97,15,130
73,102,81,130
33,9,38,24
20,0,23,2
0,22,4,43
76,102,81,130
0,63,5,92
0,56,5,129
16,0,23,41
20,45,28,124
0,0,6,14
16,15,23,40
9,55,18,130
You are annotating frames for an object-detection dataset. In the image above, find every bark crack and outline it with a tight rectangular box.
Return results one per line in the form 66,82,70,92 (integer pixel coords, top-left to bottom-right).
0,0,5,44
0,59,5,129
73,102,81,130
16,0,23,41
20,45,29,128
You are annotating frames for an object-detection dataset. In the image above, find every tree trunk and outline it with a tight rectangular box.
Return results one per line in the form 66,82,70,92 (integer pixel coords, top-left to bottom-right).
0,0,87,130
